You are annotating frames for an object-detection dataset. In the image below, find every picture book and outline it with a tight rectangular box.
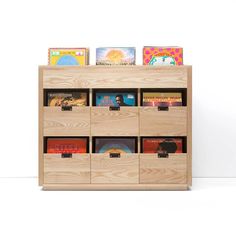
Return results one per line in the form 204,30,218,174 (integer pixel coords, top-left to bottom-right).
143,46,183,66
48,48,89,65
94,138,136,154
142,92,182,107
96,47,135,65
142,138,183,154
47,91,88,106
47,138,88,153
95,91,136,106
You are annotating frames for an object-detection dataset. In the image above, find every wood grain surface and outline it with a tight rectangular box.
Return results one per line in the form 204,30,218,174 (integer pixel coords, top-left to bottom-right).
42,66,188,89
140,107,187,136
91,154,139,183
91,107,139,136
43,107,90,136
44,154,90,184
140,154,187,184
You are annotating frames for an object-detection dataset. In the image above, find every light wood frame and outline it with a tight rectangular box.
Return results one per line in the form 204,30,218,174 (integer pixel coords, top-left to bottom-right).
39,65,192,190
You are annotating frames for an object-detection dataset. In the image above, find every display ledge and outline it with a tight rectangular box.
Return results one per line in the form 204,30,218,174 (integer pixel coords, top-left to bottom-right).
42,183,189,191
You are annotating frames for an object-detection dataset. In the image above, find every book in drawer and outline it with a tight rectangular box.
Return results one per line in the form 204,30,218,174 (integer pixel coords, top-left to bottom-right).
140,154,187,184
43,107,90,136
140,107,187,136
91,153,139,183
44,154,90,184
91,107,139,136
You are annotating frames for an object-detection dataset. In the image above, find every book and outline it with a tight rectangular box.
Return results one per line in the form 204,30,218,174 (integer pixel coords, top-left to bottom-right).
142,92,182,107
47,91,88,106
142,138,183,153
47,138,88,153
48,48,89,65
143,46,183,66
95,91,136,106
96,47,135,65
94,138,136,153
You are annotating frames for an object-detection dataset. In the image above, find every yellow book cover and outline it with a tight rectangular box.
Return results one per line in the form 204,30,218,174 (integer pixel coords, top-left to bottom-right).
48,48,89,65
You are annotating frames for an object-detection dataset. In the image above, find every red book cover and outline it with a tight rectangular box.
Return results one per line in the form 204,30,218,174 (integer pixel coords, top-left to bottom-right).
47,138,87,153
142,138,183,153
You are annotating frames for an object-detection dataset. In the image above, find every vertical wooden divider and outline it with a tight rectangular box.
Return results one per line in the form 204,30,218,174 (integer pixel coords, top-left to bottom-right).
38,67,44,186
138,88,141,184
89,88,93,183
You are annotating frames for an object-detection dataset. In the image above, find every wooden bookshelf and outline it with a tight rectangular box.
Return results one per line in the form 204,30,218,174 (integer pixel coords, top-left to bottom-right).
39,65,192,190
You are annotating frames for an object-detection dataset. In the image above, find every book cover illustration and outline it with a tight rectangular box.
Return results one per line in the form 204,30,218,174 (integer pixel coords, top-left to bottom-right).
47,138,88,153
95,92,136,106
47,91,88,106
142,92,182,107
142,138,183,154
48,48,89,65
143,47,183,66
96,47,135,65
94,138,136,154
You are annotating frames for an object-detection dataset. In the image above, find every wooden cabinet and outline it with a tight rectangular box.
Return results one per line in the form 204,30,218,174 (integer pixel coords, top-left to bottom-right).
39,65,192,190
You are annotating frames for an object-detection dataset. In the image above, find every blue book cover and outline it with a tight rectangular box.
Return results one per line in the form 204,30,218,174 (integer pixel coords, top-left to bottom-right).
95,92,136,106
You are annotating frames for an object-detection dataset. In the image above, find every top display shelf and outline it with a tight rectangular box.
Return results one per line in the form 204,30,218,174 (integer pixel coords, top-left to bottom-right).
39,65,192,89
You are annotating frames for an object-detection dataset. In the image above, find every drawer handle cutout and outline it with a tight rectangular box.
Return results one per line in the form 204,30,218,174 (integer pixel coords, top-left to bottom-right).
110,153,120,158
109,106,120,111
61,153,72,158
61,106,72,111
158,106,169,111
158,153,169,158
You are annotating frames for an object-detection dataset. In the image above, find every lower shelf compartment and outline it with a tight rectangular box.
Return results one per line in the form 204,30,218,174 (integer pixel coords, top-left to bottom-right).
44,154,90,184
140,154,187,184
91,153,139,184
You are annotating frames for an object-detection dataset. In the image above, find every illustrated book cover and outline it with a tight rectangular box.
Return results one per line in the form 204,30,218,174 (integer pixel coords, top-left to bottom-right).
143,46,183,66
142,138,183,153
96,47,135,65
47,138,88,153
48,48,89,65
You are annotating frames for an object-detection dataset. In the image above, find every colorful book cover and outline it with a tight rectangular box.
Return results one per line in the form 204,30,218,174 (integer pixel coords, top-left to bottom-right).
47,138,88,153
96,47,135,65
94,138,136,154
47,91,88,106
48,48,89,65
143,47,183,66
142,138,183,154
95,91,136,106
142,92,182,107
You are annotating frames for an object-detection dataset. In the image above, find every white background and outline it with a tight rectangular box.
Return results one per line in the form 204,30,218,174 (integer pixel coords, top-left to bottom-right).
0,0,235,178
0,1,236,236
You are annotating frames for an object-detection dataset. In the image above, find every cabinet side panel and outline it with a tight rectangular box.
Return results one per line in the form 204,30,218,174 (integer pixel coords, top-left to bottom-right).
187,67,192,186
39,67,44,185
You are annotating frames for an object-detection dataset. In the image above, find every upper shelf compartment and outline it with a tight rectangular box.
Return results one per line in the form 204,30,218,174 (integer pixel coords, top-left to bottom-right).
40,66,191,89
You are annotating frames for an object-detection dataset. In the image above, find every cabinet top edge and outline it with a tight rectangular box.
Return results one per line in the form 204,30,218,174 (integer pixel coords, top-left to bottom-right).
39,65,192,70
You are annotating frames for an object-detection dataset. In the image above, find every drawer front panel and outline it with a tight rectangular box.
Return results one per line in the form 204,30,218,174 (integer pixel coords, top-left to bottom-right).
140,154,187,184
91,154,139,183
43,66,188,88
91,107,139,136
140,107,187,136
44,107,90,136
44,154,90,184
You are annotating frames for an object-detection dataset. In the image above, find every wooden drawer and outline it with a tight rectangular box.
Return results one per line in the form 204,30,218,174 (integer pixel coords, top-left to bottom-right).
91,154,139,183
140,107,187,136
91,107,139,136
44,154,90,184
140,154,187,184
44,107,90,136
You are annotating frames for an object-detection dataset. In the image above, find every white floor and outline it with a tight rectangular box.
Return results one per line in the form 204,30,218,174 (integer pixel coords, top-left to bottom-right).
0,178,235,236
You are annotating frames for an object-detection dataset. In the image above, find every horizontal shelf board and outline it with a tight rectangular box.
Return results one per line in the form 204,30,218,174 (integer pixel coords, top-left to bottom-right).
41,66,189,89
42,183,189,190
